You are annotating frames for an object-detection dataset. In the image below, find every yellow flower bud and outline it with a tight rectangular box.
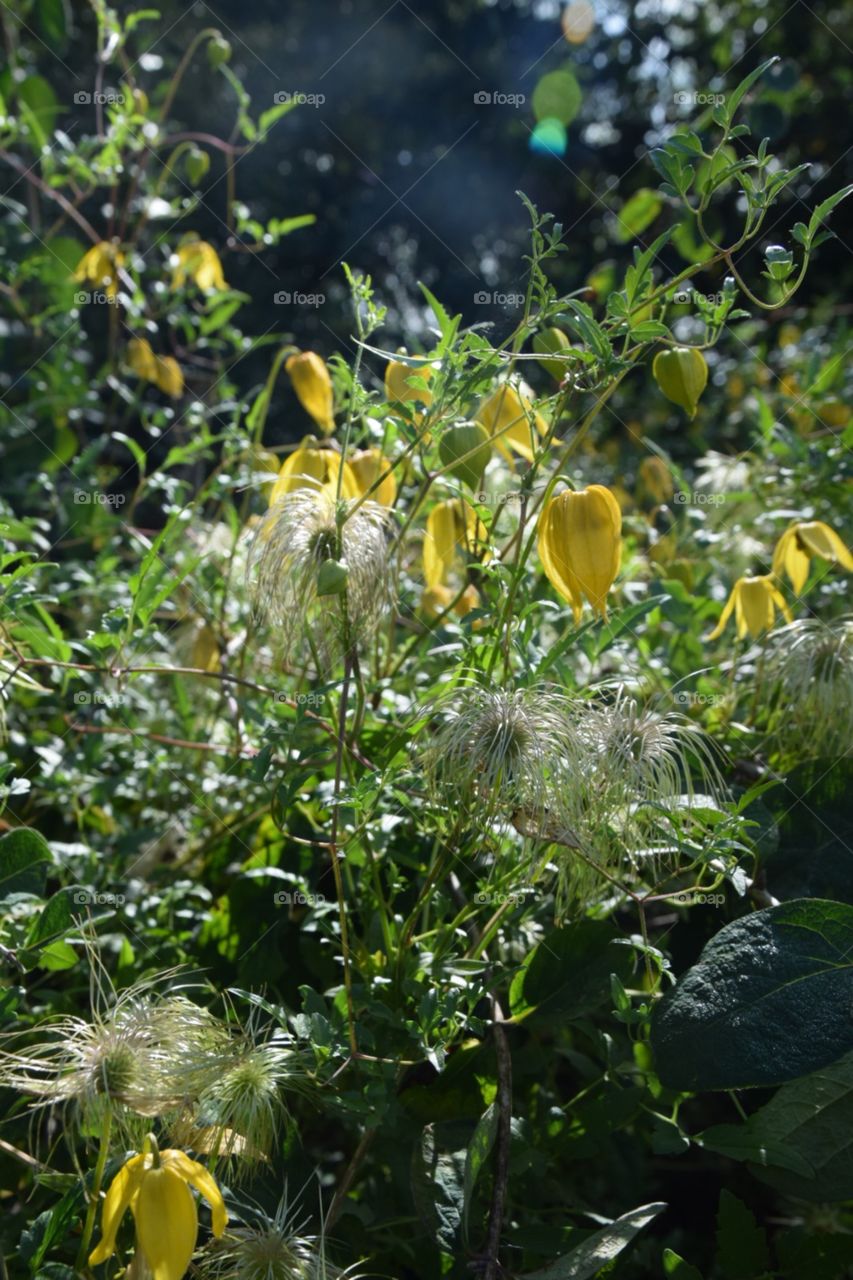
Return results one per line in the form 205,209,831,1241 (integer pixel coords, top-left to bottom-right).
637,456,674,505
349,448,397,506
268,443,358,505
532,327,572,381
437,421,492,490
652,347,708,418
772,520,853,595
537,484,622,624
126,339,184,399
285,351,335,435
171,239,227,292
708,574,793,641
476,383,548,462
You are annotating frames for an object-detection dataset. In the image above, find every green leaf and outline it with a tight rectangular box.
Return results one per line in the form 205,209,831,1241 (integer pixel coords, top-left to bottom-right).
509,920,635,1023
411,1126,465,1253
0,827,52,898
258,99,300,138
716,1190,771,1280
651,899,853,1090
521,1202,665,1279
614,189,663,243
37,0,68,48
663,1249,704,1280
724,57,778,124
698,1123,814,1178
807,183,853,243
462,1102,498,1240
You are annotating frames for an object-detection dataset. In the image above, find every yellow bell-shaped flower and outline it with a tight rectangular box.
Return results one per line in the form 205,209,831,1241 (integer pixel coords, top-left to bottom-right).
171,239,227,292
385,357,433,409
89,1145,226,1280
772,520,853,595
423,499,488,588
476,384,548,463
286,352,335,435
537,484,621,624
637,456,674,505
708,574,793,640
268,443,358,505
349,448,397,506
74,241,125,300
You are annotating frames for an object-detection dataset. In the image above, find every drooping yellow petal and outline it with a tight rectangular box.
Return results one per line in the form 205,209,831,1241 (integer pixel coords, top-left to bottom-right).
155,356,184,399
127,338,159,383
476,384,548,463
161,1151,227,1238
795,521,853,573
132,1166,197,1280
349,448,397,506
736,576,776,639
706,584,737,641
772,526,810,595
74,242,125,299
424,501,461,588
285,352,335,435
537,485,621,623
89,1154,147,1266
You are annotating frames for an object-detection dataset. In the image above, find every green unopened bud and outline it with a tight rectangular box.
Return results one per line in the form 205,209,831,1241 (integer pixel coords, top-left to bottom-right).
532,327,572,381
438,421,492,491
652,346,708,419
207,35,231,67
185,147,210,185
763,244,794,282
316,558,348,596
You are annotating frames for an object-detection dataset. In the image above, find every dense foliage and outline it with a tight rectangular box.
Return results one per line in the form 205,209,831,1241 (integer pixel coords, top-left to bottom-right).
1,3,852,1280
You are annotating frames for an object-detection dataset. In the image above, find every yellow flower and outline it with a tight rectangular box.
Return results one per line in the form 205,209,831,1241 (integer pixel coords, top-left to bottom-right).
637,456,674,505
476,384,548,463
772,521,853,595
537,485,621,624
127,338,184,399
423,499,488,588
420,583,454,618
268,443,358,505
708,574,793,641
285,352,335,435
74,242,125,300
89,1146,226,1280
171,239,227,292
385,357,433,408
349,448,397,506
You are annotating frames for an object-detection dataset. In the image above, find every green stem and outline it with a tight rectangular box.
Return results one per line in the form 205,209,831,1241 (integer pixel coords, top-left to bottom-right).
75,1109,113,1272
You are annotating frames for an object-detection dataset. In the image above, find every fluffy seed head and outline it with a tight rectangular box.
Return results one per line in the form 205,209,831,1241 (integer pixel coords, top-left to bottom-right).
763,618,853,759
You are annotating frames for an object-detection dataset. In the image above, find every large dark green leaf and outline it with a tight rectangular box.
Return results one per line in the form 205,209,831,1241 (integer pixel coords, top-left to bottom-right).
509,920,634,1024
651,900,853,1090
0,827,52,898
702,1050,853,1201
